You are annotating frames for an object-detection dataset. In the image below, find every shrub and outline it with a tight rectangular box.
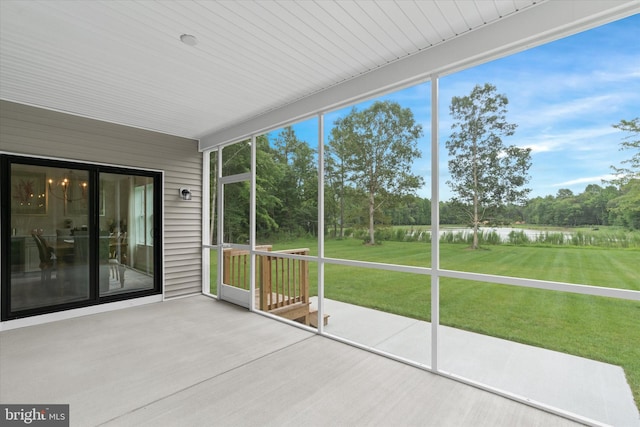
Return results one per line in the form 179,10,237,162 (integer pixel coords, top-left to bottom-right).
374,228,393,242
353,228,368,240
508,230,530,245
536,232,565,245
481,230,501,245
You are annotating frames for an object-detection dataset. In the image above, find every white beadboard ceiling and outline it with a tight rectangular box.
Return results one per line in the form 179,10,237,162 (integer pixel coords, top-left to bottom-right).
0,1,638,145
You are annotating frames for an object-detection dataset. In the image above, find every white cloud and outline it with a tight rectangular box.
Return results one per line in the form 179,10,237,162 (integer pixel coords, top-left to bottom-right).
520,126,618,153
551,175,616,187
511,94,626,131
538,95,615,119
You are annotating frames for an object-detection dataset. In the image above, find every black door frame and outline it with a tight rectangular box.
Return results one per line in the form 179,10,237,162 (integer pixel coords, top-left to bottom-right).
1,154,162,320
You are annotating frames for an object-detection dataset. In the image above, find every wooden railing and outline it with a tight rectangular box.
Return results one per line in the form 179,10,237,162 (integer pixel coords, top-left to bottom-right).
222,245,271,290
259,248,309,313
222,246,311,324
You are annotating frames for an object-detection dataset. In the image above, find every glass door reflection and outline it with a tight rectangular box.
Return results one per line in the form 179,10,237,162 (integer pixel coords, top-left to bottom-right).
9,163,90,312
99,173,155,296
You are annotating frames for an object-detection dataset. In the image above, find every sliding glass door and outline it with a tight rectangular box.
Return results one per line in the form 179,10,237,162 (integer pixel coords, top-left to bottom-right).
98,173,156,296
5,162,91,312
1,155,161,320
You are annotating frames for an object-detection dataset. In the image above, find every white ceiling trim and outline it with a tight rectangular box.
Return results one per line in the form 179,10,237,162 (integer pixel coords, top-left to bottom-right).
199,0,640,150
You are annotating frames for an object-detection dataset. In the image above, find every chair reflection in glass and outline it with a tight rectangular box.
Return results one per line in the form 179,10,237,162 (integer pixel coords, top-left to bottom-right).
31,229,55,284
68,230,90,295
109,232,127,288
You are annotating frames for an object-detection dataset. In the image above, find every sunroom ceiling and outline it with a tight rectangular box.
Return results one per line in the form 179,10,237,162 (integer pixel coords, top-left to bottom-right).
0,1,637,144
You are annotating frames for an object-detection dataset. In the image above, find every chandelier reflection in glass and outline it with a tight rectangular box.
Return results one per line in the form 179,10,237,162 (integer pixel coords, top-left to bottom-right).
48,171,88,214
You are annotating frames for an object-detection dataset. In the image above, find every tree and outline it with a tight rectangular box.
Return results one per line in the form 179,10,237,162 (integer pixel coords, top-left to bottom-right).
608,179,640,229
602,117,640,230
328,101,424,244
254,136,284,239
210,137,287,244
210,140,253,244
579,184,617,226
387,195,431,226
272,127,318,236
446,83,532,249
609,118,640,186
325,122,353,238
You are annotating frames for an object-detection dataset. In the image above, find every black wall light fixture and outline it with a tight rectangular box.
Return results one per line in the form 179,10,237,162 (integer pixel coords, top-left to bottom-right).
179,187,192,200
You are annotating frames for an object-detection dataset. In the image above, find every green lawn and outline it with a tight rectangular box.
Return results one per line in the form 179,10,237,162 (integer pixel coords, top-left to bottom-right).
212,238,640,408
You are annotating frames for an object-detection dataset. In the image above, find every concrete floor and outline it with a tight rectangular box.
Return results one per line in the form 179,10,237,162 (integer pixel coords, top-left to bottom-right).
0,295,590,427
318,298,639,427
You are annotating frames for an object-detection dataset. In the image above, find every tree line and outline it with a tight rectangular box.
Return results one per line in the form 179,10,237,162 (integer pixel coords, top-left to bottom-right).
213,91,639,245
214,101,425,244
379,180,639,230
210,130,318,244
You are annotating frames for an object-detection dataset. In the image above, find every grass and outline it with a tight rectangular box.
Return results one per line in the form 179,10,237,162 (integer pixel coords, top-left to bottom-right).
210,237,640,409
439,279,639,411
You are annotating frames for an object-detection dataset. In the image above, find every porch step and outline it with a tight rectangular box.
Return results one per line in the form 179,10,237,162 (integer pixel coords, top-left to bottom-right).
309,309,329,328
268,302,311,322
266,303,329,328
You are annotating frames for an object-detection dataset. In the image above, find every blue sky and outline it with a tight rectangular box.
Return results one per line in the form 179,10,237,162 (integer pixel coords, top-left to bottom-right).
275,14,640,201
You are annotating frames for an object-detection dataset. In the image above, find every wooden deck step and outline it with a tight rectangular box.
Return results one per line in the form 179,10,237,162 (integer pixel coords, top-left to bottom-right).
268,302,311,322
309,310,329,328
255,288,329,327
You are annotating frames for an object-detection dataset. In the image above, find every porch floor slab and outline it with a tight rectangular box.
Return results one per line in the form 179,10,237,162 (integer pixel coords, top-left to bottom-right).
317,298,639,427
0,295,591,427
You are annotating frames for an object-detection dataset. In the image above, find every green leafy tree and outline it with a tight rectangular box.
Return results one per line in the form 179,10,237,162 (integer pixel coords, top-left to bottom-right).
608,179,640,229
610,118,640,186
604,117,640,229
524,195,558,225
388,195,431,226
524,185,620,227
328,101,424,244
272,126,317,236
255,136,284,239
579,184,618,226
325,139,350,238
210,140,253,244
210,137,286,244
551,190,583,226
446,83,532,249
439,200,468,225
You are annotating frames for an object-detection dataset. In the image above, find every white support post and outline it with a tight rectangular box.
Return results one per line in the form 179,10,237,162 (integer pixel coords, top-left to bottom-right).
249,135,257,312
430,76,440,372
216,148,224,298
317,113,325,334
201,151,210,294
